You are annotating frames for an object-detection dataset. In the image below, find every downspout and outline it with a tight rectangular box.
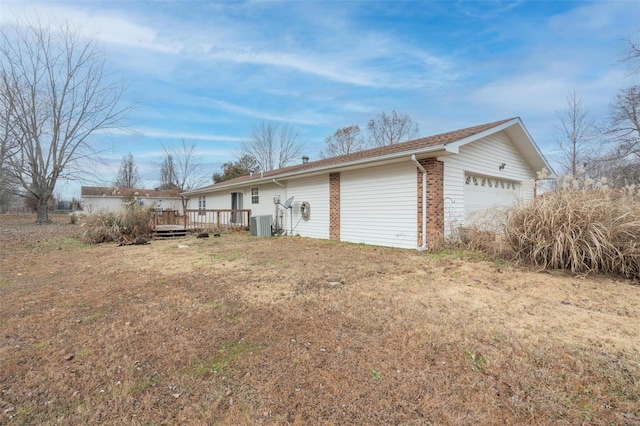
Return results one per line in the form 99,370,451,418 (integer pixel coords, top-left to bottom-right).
411,155,428,251
272,178,285,188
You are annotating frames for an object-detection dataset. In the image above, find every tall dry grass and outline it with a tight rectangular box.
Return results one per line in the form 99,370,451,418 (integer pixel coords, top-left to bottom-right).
505,178,640,278
80,206,155,244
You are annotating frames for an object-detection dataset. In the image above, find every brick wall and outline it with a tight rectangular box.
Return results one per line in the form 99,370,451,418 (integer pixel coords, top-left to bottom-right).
417,158,444,247
329,173,340,240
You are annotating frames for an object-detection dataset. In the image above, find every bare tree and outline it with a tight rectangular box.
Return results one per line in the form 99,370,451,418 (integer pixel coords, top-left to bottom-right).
554,90,599,177
158,153,179,190
114,153,141,188
320,125,367,158
157,140,207,210
0,19,129,223
242,121,303,171
608,86,640,159
601,85,640,184
158,140,206,190
0,70,19,209
367,110,419,147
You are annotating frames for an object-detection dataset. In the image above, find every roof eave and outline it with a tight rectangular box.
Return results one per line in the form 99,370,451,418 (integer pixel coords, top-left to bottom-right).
183,145,448,195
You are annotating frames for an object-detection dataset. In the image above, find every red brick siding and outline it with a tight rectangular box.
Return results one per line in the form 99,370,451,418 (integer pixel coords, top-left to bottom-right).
417,158,444,247
329,173,340,240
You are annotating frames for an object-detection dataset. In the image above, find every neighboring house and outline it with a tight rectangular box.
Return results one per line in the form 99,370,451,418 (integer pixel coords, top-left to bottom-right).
182,118,554,249
81,187,184,215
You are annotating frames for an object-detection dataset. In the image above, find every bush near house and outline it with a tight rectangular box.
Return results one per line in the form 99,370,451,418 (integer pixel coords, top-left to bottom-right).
505,177,640,278
80,205,154,244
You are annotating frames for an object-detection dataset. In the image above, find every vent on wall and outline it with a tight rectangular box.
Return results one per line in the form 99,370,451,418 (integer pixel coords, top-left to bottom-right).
250,215,273,237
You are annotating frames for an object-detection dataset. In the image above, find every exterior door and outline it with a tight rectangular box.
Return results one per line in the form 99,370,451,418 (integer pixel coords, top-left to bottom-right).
231,192,243,223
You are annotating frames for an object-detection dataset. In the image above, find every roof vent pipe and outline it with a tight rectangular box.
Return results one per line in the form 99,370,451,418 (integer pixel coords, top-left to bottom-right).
302,156,309,164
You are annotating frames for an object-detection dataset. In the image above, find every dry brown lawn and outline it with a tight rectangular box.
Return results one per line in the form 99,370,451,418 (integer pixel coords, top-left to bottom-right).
1,214,639,425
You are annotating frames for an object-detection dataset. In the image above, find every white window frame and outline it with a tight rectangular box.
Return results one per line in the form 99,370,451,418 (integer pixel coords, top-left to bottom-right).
251,187,259,204
198,195,206,215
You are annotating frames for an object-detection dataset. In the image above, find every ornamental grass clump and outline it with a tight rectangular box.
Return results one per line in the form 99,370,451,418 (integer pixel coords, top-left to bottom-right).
81,205,154,244
505,177,640,278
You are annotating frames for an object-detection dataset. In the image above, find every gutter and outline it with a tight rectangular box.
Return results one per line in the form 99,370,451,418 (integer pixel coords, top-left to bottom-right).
411,155,428,251
183,145,448,196
272,178,285,188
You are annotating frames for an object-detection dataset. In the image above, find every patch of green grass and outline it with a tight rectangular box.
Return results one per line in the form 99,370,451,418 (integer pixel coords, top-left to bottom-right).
127,375,160,395
464,350,485,372
64,236,90,248
211,250,243,262
428,248,489,262
76,348,93,360
370,369,382,380
181,341,261,377
80,312,104,325
0,278,12,288
489,331,505,343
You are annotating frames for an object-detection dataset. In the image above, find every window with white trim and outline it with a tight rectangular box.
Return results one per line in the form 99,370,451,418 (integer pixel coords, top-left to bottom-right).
251,187,259,204
198,195,206,215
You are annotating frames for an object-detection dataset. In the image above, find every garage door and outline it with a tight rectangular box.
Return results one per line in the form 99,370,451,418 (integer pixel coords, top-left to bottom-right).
464,174,520,223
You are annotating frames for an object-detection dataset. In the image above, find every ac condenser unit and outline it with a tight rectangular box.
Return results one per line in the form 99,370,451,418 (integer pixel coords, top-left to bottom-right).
250,214,273,237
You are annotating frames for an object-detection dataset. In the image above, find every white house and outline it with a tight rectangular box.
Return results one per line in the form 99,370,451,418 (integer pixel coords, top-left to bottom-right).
183,118,553,249
81,187,184,215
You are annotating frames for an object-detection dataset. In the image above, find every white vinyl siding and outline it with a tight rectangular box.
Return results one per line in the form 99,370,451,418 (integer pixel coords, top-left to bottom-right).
340,162,417,249
441,131,536,234
286,175,330,239
83,196,184,215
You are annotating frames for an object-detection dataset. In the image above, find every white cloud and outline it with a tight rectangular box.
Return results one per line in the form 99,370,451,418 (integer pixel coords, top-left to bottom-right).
136,128,245,143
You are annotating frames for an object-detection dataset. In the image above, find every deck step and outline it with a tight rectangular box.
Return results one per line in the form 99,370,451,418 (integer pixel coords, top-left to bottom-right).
153,227,188,239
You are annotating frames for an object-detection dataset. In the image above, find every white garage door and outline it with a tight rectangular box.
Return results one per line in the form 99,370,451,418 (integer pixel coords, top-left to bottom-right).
464,174,520,223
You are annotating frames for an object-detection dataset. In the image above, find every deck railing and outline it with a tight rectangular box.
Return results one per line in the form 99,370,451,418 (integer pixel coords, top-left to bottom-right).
183,209,251,230
153,209,180,226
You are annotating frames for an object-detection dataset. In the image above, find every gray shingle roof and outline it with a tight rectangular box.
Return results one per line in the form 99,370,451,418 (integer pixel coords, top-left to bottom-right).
187,118,516,194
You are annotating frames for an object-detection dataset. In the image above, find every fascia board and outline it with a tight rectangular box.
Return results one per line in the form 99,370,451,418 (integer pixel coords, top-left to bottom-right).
444,118,520,152
183,145,447,196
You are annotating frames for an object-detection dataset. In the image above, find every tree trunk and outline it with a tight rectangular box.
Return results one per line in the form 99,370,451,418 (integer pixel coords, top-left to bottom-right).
36,197,51,223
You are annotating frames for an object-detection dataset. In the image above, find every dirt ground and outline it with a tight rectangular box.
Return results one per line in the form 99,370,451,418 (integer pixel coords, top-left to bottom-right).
1,214,639,425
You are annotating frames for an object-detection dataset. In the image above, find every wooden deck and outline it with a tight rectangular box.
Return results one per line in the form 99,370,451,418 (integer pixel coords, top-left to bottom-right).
152,208,252,239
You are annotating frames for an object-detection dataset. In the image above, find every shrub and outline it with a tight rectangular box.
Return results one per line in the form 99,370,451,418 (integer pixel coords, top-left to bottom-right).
80,206,154,244
505,178,640,278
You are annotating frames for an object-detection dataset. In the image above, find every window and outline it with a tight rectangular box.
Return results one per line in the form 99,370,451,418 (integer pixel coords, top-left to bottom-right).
198,195,206,215
251,187,259,204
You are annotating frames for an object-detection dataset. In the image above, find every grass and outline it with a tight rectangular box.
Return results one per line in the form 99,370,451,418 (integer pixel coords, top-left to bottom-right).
0,213,638,425
181,341,261,377
505,180,640,278
62,236,89,249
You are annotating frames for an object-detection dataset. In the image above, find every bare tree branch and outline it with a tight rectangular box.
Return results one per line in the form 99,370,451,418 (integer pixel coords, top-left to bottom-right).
242,121,303,171
114,152,141,188
367,110,419,147
159,139,207,191
0,18,130,222
554,90,599,177
320,125,367,158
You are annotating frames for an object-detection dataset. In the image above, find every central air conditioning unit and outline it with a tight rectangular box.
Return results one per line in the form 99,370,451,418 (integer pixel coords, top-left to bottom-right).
250,214,273,237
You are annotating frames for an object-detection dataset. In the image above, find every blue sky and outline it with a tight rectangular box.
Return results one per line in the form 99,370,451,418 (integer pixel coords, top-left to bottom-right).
2,0,639,198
